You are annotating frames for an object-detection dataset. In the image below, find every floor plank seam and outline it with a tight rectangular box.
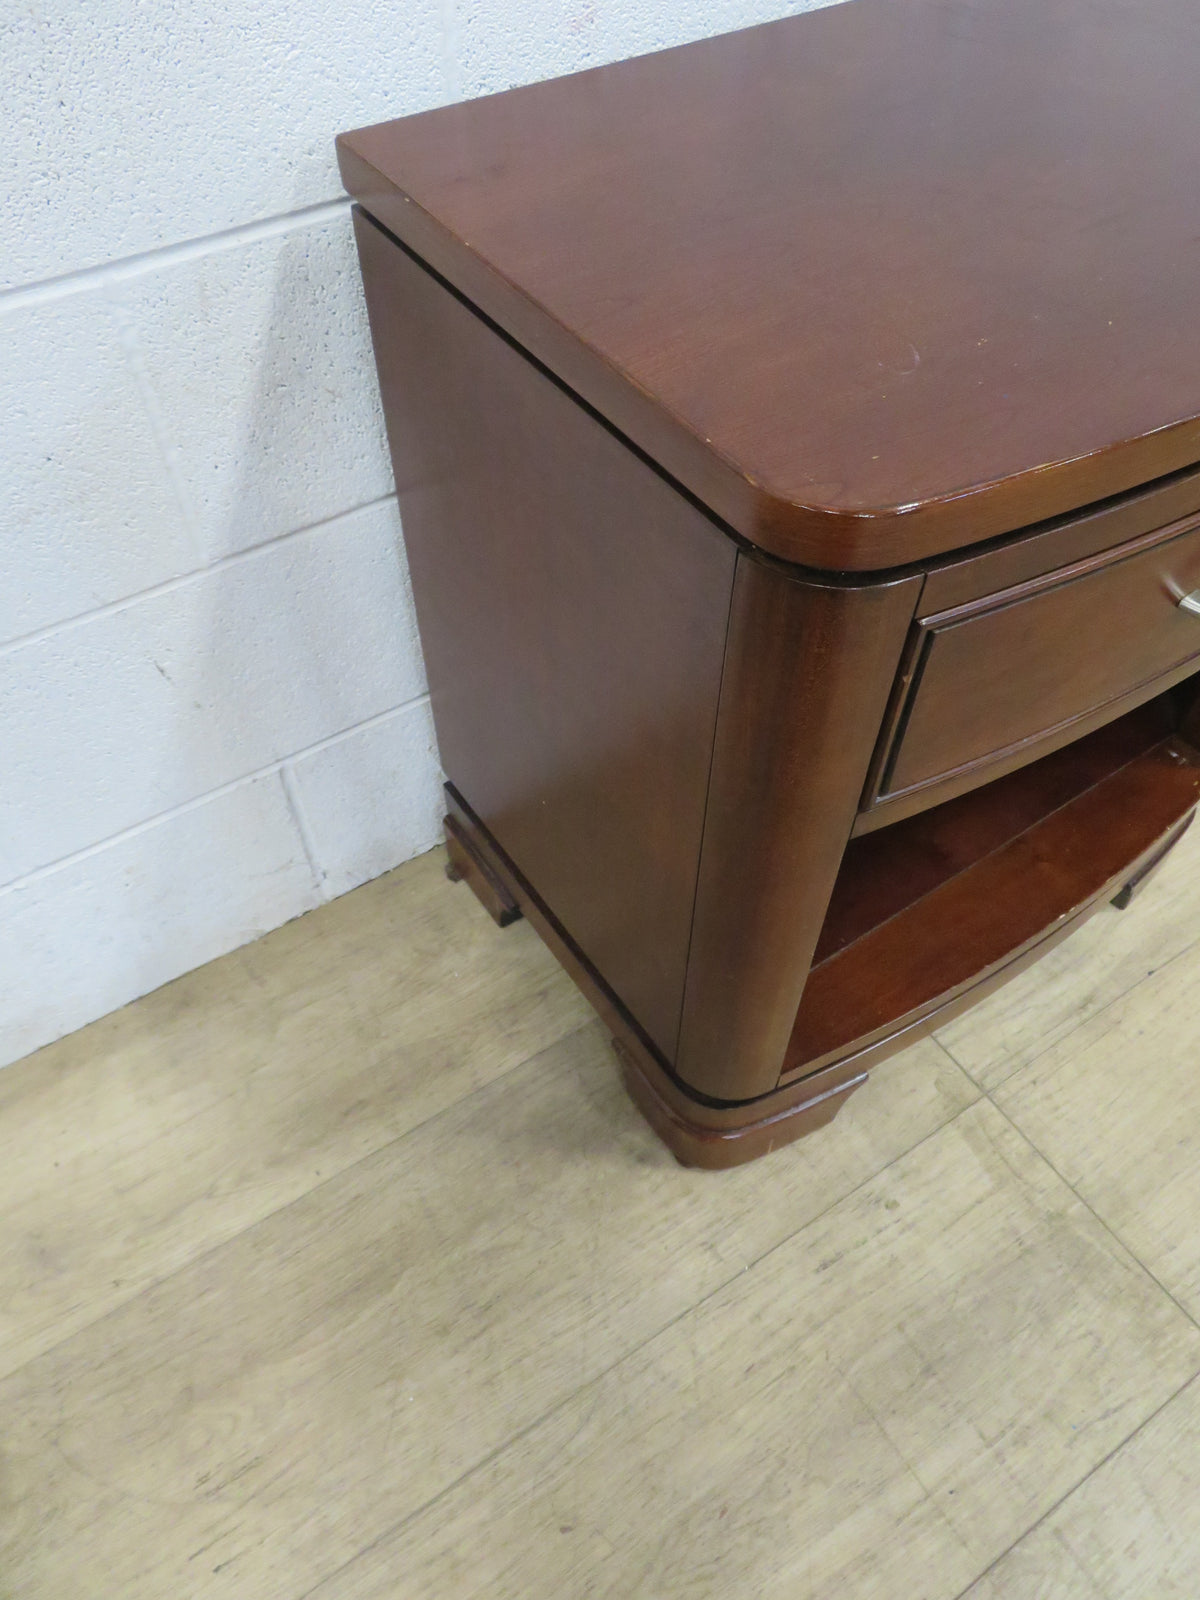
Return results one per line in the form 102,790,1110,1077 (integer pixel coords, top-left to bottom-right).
940,1083,1200,1596
0,1015,600,1386
925,1033,985,1093
983,1089,1200,1335
928,1030,985,1091
289,1094,988,1600
945,1367,1200,1600
937,917,1200,1096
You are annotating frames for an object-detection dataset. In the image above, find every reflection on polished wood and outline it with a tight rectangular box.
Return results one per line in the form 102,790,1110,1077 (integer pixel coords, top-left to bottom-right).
343,0,1200,1163
340,0,1200,569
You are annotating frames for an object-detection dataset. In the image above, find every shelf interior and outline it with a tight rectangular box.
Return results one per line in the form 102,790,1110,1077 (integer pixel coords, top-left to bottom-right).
784,695,1200,1081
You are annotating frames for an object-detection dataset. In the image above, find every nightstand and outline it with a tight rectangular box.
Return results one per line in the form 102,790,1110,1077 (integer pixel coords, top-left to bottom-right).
338,0,1200,1165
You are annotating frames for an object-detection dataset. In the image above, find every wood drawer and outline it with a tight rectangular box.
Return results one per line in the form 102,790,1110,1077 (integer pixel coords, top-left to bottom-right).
877,511,1200,802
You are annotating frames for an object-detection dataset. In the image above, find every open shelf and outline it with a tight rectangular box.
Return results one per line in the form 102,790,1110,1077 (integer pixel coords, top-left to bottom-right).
783,697,1200,1081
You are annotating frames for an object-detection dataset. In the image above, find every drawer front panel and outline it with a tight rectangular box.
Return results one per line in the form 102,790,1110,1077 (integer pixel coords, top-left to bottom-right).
882,513,1200,798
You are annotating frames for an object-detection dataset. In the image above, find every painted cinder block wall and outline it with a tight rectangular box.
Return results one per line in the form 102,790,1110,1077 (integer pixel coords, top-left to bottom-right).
1,0,839,1068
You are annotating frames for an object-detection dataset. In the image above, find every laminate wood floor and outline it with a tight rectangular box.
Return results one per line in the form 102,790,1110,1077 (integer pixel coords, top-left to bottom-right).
5,832,1200,1599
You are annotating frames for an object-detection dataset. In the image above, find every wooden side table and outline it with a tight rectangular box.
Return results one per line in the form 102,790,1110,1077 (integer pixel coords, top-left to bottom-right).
339,0,1200,1165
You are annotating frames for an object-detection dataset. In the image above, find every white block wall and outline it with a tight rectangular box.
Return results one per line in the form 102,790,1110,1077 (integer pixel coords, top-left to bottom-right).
1,0,841,1068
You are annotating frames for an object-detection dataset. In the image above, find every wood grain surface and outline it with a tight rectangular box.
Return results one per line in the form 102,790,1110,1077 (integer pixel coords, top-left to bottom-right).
883,515,1200,799
354,210,735,1060
920,460,1200,613
935,813,1200,1089
674,555,919,1099
7,843,1200,1596
996,948,1200,1321
0,852,590,1382
341,0,1200,568
788,732,1200,1076
964,1377,1200,1598
307,1102,1200,1599
823,705,1175,963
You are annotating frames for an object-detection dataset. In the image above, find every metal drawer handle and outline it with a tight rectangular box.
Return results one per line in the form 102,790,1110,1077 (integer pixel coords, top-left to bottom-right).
1178,589,1200,616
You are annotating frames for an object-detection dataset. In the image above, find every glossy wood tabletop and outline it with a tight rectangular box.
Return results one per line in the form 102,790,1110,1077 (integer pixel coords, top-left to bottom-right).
339,0,1200,570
